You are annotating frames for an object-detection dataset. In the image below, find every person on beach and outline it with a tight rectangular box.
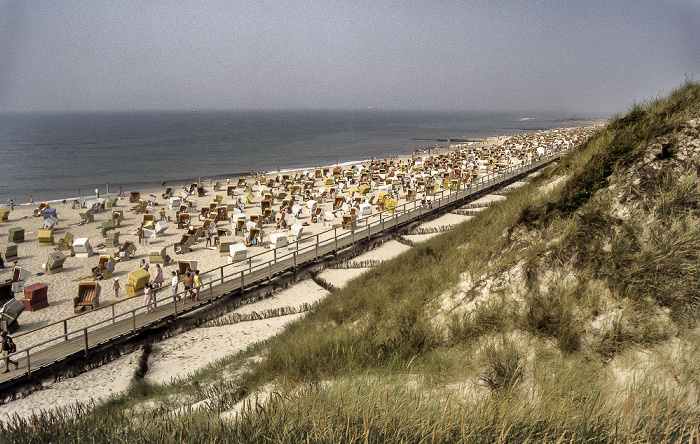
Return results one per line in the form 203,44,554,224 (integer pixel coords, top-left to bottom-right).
143,283,152,311
205,229,212,247
153,264,164,287
193,270,202,302
113,278,120,298
140,259,149,271
182,271,194,301
171,271,179,301
1,331,18,373
29,196,33,205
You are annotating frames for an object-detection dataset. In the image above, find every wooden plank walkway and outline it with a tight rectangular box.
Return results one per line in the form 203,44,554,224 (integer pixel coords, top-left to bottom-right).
0,157,558,389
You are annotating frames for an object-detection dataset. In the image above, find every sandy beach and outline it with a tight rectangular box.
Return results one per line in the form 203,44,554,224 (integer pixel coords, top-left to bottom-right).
0,125,600,419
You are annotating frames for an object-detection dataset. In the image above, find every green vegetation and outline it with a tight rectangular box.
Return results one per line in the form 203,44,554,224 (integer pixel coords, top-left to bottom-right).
3,82,700,442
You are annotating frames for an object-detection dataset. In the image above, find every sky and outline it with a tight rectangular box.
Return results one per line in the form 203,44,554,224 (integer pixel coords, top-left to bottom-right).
1,0,698,116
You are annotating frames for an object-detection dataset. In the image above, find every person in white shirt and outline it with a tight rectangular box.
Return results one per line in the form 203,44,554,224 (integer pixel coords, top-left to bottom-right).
171,271,179,300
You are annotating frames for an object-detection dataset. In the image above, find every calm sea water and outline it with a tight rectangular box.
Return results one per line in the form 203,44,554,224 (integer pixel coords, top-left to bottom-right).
0,110,591,204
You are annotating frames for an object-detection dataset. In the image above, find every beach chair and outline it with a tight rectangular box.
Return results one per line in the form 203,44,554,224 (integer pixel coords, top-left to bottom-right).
7,227,24,244
262,208,275,224
228,243,247,264
73,238,93,258
74,282,100,313
270,232,288,250
177,213,191,229
21,282,49,312
162,186,174,199
106,230,120,248
234,216,247,235
2,243,18,260
168,196,181,210
333,196,344,211
142,214,155,228
148,247,169,264
275,192,287,203
218,236,236,256
197,184,206,197
112,210,125,225
291,184,302,195
115,240,136,261
288,224,303,243
215,206,228,221
0,299,26,333
324,177,334,187
246,192,254,205
238,177,247,188
311,207,323,223
126,269,150,296
38,229,54,246
227,185,236,196
45,251,66,275
43,216,58,230
176,260,197,277
101,221,116,238
154,220,170,235
56,232,74,251
96,255,115,279
129,191,140,203
247,227,263,246
342,214,357,230
0,209,9,222
386,199,398,215
79,208,95,223
175,233,197,254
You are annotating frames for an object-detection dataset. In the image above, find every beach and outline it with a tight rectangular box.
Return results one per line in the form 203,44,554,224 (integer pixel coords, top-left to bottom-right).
0,125,600,420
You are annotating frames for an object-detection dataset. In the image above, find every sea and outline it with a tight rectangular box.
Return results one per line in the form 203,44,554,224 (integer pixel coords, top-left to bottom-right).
0,110,599,205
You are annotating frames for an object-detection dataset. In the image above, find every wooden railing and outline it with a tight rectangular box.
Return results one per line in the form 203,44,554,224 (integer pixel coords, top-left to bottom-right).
2,154,561,383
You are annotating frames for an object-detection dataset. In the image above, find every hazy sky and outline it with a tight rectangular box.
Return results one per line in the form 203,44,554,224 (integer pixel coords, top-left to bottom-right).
1,1,698,116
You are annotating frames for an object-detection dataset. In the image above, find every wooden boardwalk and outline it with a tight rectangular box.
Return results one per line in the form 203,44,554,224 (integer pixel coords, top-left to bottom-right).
0,157,557,389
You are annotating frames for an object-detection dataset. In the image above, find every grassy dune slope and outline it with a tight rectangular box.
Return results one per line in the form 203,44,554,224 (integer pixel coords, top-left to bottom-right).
3,82,700,443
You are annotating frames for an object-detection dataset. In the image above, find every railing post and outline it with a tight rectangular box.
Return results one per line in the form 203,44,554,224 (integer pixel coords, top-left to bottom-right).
220,268,224,284
63,320,68,341
274,247,277,263
293,251,297,270
268,261,272,281
174,295,178,319
334,227,338,254
112,305,116,323
83,328,89,357
132,311,137,333
240,270,244,291
315,234,319,259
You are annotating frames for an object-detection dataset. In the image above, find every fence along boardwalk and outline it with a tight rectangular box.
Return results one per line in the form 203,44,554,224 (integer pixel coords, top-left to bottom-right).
0,155,559,387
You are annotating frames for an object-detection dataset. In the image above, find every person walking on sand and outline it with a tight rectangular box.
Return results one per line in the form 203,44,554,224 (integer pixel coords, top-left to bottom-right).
1,331,19,373
171,271,180,301
193,270,202,302
113,278,120,298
